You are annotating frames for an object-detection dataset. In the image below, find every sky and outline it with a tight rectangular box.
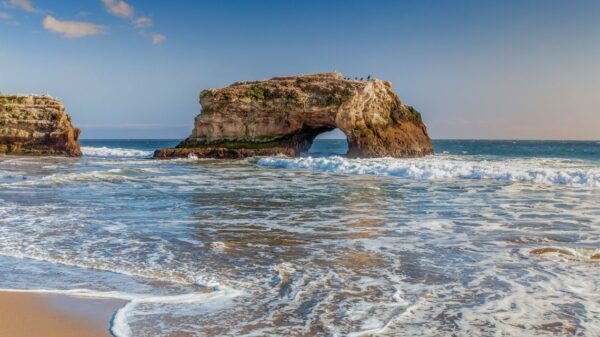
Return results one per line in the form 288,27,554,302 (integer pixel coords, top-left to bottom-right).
1,0,599,140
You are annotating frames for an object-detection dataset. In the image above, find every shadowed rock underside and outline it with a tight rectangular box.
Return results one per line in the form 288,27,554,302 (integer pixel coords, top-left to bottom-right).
0,94,81,156
154,72,432,159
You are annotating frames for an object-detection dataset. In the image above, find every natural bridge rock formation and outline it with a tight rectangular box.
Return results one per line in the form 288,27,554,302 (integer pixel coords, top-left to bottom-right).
0,94,81,156
154,73,432,159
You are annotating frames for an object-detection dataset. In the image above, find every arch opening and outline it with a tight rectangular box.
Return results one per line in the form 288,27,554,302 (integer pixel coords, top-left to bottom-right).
307,128,349,156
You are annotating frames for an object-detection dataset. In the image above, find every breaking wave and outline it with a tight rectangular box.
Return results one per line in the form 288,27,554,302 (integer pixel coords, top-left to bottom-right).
82,146,154,158
255,155,600,186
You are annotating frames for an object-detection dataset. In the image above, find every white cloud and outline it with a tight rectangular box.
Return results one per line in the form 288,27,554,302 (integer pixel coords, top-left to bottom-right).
133,16,152,28
0,11,12,19
43,15,107,38
151,33,165,45
5,0,36,12
102,0,133,19
100,0,163,45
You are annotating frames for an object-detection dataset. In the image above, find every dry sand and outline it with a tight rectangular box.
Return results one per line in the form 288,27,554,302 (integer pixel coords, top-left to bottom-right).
0,291,125,337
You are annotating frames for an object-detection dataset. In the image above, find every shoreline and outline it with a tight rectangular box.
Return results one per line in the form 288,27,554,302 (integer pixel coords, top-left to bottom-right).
0,291,125,337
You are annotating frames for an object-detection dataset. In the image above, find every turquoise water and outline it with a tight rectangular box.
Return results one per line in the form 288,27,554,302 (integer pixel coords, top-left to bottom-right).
434,139,600,161
0,139,599,336
312,139,600,161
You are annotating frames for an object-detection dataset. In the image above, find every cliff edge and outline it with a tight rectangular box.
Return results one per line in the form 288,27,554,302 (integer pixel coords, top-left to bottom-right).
155,72,432,159
0,94,81,156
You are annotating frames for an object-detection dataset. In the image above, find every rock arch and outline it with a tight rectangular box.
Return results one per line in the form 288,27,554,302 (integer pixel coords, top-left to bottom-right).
154,73,433,159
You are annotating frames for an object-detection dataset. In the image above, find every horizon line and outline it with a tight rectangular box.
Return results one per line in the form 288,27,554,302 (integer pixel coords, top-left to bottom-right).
79,138,600,142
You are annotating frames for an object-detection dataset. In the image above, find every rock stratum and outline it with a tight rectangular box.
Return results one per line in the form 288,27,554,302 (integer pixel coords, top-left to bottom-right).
154,72,432,159
0,94,81,156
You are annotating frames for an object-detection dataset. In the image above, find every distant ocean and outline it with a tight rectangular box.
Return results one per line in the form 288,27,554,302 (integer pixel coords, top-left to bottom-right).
1,139,599,336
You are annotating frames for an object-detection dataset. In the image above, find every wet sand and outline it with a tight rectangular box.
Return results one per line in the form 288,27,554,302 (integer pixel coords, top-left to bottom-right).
0,291,124,337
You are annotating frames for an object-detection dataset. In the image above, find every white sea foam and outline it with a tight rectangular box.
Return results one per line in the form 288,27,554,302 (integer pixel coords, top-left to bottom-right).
82,146,154,158
3,169,133,187
255,156,600,186
110,287,243,337
194,274,222,289
529,246,600,261
3,143,600,336
0,287,243,337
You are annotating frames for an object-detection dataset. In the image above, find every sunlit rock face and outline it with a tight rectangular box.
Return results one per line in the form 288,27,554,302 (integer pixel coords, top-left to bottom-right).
154,72,432,159
0,94,81,156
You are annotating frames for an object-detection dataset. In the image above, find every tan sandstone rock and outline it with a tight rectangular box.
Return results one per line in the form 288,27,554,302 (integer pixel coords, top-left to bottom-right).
155,72,432,159
0,94,81,156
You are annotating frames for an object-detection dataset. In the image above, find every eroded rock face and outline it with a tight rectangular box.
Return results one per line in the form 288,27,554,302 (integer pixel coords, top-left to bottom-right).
155,72,432,158
0,94,81,156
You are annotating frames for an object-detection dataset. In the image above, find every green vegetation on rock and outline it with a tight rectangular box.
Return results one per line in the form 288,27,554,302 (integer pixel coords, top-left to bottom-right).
247,84,266,100
200,90,214,101
201,105,217,114
312,87,353,107
407,106,422,123
352,126,374,137
177,135,287,149
0,95,28,105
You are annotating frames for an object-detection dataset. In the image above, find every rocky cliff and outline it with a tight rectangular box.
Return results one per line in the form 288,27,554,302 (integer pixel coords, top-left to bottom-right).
0,94,81,156
154,72,432,159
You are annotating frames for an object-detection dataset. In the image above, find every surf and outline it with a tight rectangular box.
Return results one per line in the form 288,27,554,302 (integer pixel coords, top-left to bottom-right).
255,155,600,187
81,146,154,158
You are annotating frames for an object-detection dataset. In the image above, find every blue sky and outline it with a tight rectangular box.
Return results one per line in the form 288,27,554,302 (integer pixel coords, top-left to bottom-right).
1,0,599,139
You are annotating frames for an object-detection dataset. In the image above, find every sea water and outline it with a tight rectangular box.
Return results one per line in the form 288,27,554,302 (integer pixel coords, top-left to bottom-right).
0,139,599,336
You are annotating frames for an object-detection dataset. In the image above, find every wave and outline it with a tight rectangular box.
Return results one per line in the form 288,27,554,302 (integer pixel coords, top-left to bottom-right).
111,287,242,337
2,169,134,187
255,156,600,187
529,247,600,261
0,287,243,337
81,146,154,158
0,245,210,288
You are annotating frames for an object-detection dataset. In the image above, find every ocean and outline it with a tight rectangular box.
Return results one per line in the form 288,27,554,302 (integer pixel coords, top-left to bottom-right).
0,139,599,336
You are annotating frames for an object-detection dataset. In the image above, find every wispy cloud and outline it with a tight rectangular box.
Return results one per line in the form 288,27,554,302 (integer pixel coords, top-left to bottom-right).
0,11,12,19
43,15,106,38
102,0,133,19
5,0,36,12
151,33,165,45
4,0,164,45
133,15,152,28
100,0,163,45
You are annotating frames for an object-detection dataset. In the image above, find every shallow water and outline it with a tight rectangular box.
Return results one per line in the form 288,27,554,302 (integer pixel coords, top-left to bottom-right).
1,139,599,336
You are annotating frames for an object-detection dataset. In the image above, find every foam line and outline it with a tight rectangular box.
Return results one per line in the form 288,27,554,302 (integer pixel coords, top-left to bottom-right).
0,287,243,337
255,156,600,186
81,146,154,158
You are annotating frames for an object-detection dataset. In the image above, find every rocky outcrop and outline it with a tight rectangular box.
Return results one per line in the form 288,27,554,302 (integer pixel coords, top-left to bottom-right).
154,72,432,159
0,94,81,156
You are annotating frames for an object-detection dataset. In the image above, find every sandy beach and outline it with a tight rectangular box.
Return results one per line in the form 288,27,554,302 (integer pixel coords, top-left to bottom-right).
0,291,124,337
